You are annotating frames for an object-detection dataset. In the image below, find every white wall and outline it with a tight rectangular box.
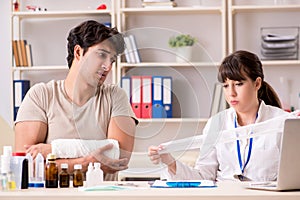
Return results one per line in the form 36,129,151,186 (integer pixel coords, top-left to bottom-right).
0,1,13,126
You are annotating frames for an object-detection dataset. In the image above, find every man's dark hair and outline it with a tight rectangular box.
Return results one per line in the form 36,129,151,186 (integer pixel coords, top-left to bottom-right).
66,20,125,68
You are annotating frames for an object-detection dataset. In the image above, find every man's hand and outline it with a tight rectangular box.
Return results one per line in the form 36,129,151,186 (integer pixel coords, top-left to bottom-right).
24,143,52,159
148,145,175,165
90,143,128,174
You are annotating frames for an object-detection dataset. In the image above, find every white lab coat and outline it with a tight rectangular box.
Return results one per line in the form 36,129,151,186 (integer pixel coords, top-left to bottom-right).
167,101,288,182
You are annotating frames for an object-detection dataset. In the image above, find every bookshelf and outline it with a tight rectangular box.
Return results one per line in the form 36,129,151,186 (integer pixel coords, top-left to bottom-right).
115,0,227,157
227,0,300,111
117,0,227,119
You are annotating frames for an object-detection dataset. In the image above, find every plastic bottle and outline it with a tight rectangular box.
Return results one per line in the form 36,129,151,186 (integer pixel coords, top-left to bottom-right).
93,162,103,185
25,153,34,183
85,162,94,187
1,146,16,191
35,153,44,182
73,164,83,187
59,163,70,188
11,152,28,189
45,154,58,188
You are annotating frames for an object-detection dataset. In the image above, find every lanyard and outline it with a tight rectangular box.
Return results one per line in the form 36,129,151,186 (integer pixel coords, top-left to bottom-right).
234,114,257,174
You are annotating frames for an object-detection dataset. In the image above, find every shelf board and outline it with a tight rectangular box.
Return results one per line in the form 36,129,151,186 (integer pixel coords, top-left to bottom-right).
137,118,208,123
12,10,112,18
262,60,300,66
120,6,223,14
119,62,220,68
231,4,300,14
12,65,69,71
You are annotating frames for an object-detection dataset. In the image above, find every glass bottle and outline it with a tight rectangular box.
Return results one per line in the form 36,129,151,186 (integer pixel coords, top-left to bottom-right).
73,164,83,187
59,163,70,188
45,154,58,188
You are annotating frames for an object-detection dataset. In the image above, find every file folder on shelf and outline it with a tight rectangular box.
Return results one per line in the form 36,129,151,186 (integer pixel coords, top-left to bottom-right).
131,76,142,118
162,76,172,118
121,76,131,102
13,80,30,120
152,76,164,118
141,76,152,118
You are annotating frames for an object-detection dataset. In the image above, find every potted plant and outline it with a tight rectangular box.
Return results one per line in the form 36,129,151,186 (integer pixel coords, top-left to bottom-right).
168,34,197,62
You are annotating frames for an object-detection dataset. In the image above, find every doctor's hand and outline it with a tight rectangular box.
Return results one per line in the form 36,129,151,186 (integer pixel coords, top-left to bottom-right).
24,143,52,160
148,145,175,166
90,143,128,174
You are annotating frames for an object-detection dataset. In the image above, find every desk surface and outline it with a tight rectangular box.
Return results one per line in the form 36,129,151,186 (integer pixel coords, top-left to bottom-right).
0,181,300,200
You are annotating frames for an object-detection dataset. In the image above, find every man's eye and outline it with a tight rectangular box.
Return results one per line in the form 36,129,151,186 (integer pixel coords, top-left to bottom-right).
223,84,228,88
98,52,108,59
236,82,243,86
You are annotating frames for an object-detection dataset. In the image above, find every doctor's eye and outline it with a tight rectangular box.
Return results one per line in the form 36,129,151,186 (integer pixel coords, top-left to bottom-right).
223,84,229,88
235,82,244,86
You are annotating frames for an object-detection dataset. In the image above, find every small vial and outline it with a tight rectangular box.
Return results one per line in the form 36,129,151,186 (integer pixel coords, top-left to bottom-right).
35,153,44,182
45,154,58,188
59,163,70,188
73,164,83,187
93,162,104,185
26,153,34,183
85,162,94,187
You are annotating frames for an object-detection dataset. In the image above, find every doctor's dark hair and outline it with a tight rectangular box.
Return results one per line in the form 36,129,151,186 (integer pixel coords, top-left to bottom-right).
66,20,125,68
218,50,282,108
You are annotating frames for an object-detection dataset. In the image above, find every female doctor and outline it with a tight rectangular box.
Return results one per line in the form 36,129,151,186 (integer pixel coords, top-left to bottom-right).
148,50,287,182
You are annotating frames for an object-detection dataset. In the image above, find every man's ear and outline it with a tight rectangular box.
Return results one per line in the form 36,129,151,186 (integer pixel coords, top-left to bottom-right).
74,45,82,60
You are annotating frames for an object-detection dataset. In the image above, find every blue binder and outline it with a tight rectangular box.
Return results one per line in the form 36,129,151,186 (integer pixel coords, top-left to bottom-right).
120,76,131,103
152,76,164,118
13,80,30,120
162,76,172,118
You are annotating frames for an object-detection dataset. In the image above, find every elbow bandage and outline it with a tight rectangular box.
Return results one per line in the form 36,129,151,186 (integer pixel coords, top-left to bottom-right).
51,139,120,159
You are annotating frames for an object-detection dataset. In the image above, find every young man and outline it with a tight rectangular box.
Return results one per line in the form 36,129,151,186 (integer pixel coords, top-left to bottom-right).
15,20,138,180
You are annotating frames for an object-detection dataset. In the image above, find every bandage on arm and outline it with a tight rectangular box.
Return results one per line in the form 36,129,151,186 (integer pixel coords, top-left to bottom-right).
51,139,120,159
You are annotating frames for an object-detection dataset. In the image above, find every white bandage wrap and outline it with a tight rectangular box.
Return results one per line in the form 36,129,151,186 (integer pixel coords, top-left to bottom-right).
51,139,120,159
159,110,300,157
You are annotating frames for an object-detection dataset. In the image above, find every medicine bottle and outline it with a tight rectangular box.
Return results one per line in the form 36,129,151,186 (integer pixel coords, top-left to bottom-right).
59,163,70,188
73,164,83,187
35,153,44,182
85,162,94,187
45,154,58,188
93,162,104,185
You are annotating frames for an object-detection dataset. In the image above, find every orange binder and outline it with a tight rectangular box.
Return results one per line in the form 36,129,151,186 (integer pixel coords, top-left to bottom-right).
141,76,152,118
131,76,142,118
12,40,20,66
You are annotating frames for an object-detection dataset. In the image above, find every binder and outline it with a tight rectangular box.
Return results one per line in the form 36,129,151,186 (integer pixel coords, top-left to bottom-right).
13,80,30,120
131,76,142,118
162,76,172,118
20,40,28,66
121,76,131,102
128,34,141,63
152,76,164,118
141,76,152,118
12,40,20,66
124,36,135,63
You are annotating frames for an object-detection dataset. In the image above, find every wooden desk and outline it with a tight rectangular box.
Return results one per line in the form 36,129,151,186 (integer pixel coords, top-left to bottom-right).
0,181,299,200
